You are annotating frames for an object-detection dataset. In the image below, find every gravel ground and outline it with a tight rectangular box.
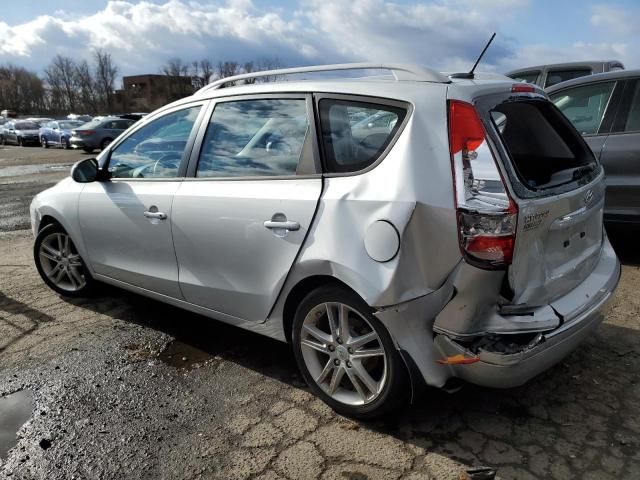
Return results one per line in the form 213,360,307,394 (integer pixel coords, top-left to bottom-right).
0,145,639,479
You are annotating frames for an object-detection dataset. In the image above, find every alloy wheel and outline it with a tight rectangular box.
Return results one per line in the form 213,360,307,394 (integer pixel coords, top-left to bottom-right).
299,302,388,406
38,232,86,291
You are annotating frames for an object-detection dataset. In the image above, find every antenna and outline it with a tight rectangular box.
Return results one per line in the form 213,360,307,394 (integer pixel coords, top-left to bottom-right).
450,32,496,79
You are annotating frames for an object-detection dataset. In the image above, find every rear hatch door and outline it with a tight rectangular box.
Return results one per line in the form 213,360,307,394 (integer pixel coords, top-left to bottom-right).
477,93,605,311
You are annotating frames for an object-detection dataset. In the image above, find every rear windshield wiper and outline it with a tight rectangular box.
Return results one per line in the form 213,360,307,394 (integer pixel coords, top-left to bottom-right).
572,164,596,181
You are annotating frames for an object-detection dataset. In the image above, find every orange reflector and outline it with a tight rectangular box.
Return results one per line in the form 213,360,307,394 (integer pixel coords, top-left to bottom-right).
437,354,480,365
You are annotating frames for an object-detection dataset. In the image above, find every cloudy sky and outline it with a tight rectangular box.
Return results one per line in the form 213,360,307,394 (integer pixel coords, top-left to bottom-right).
0,0,638,79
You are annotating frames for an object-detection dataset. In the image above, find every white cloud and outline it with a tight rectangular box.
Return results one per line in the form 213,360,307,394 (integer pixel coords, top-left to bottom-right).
0,0,636,83
591,4,640,37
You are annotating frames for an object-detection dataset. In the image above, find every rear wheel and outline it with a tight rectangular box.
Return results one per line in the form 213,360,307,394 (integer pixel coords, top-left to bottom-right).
292,286,408,418
17,137,23,147
41,136,49,148
62,137,70,150
34,223,94,297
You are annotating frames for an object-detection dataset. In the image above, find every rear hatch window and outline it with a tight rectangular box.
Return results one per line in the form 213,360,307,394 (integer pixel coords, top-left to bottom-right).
490,100,597,191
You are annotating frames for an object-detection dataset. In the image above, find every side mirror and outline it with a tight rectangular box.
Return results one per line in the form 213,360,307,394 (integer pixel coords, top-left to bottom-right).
71,158,100,183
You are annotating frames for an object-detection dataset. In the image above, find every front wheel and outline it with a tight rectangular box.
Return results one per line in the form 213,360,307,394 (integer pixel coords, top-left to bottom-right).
292,286,408,419
41,137,49,148
34,224,94,297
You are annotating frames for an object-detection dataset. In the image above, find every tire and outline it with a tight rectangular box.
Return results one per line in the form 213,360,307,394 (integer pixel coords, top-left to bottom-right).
17,137,23,147
34,223,95,297
291,285,408,419
0,136,4,146
41,136,49,148
82,147,94,154
62,137,70,150
100,138,113,151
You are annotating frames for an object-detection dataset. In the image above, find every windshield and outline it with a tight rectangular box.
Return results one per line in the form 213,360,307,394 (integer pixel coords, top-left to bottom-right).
15,122,39,130
59,121,83,130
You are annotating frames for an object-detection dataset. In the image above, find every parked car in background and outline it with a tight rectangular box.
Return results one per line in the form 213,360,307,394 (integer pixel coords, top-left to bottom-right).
67,114,93,122
547,69,640,224
69,116,136,152
506,60,624,88
30,63,620,418
0,120,40,146
1,109,17,118
40,120,85,149
26,117,54,127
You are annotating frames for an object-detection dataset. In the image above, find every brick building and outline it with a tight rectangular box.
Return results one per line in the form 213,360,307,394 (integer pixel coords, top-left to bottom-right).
113,74,195,113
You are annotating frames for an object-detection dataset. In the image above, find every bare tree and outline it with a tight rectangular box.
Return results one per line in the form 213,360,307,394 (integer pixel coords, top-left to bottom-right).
200,59,214,85
0,65,45,114
254,57,284,83
94,49,118,112
162,58,190,77
75,60,99,113
160,58,193,101
217,61,240,79
45,55,78,112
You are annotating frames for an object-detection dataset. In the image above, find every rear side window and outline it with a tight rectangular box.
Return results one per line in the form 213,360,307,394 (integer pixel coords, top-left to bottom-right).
545,69,591,88
490,100,596,190
318,99,406,173
549,82,615,135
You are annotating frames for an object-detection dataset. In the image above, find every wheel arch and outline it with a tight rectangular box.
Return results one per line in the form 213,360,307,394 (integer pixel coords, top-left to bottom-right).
281,275,367,344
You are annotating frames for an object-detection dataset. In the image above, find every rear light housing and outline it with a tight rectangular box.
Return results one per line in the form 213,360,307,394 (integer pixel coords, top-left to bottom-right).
448,100,517,270
76,130,95,136
511,83,536,93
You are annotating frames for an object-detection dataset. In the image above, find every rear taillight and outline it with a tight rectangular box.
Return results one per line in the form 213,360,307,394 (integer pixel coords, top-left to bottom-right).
448,100,517,269
77,130,95,136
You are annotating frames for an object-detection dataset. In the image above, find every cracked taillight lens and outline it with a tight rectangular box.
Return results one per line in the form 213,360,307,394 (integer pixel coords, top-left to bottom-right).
449,100,517,269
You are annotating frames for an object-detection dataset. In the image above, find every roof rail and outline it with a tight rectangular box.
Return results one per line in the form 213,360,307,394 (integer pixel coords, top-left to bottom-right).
195,63,450,95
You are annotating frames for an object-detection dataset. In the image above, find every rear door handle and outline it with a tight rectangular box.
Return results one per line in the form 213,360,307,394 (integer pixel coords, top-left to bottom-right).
264,220,300,231
144,210,167,220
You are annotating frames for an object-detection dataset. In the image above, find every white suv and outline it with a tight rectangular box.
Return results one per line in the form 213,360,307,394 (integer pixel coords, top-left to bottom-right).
30,63,620,417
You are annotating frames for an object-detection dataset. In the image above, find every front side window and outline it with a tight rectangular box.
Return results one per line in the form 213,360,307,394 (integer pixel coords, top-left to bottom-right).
545,69,591,88
196,99,309,178
318,99,406,173
108,106,201,179
550,81,615,135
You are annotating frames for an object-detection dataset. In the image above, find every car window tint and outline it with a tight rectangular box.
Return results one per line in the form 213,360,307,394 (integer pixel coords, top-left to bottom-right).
550,81,615,135
623,81,640,132
108,106,201,179
196,99,308,178
545,69,591,87
318,99,406,173
510,72,539,84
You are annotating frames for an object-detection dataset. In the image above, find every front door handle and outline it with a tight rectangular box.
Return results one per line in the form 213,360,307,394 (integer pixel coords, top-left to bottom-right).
144,210,167,220
264,220,300,231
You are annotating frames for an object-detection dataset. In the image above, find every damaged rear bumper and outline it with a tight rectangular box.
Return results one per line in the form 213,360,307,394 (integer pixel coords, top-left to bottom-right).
375,236,620,390
435,238,620,388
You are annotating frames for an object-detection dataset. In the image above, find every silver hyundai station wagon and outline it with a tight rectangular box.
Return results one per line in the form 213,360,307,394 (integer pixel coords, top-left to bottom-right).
30,63,621,418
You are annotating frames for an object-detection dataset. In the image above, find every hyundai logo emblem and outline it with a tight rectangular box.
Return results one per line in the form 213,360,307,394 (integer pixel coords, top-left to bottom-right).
584,189,594,206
